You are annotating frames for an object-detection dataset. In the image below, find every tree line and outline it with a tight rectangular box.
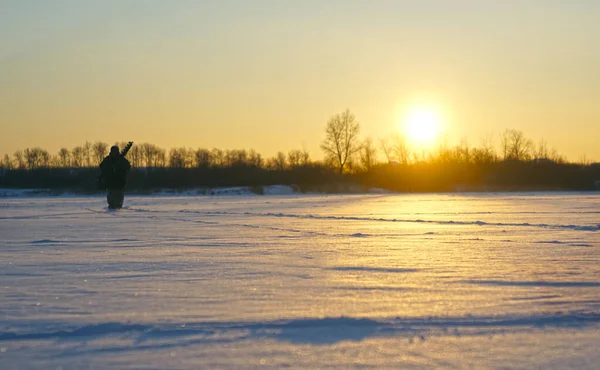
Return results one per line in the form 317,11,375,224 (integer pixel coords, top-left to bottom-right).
0,129,577,173
320,109,571,174
1,142,314,171
1,109,598,192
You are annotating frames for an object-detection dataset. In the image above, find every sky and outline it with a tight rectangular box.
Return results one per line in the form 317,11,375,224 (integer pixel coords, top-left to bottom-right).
1,0,599,161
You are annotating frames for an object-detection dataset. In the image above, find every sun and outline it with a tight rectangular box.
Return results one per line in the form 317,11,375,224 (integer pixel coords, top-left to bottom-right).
402,106,442,147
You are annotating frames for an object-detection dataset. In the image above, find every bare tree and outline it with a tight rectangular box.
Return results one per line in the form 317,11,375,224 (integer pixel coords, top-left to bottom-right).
433,138,451,164
380,138,393,163
39,148,50,168
92,142,108,165
155,148,167,167
127,145,141,167
548,147,566,164
58,148,71,168
480,135,497,163
140,143,151,167
234,149,248,166
2,154,13,169
71,146,85,168
23,148,50,169
471,148,487,165
391,134,410,165
24,148,38,169
82,141,92,167
536,139,549,159
502,129,533,161
453,138,471,164
13,150,25,169
267,152,287,171
472,141,498,165
194,148,211,168
500,131,511,160
288,149,303,168
578,154,592,166
49,154,60,168
211,148,225,167
248,149,263,168
275,151,287,170
224,149,248,167
287,147,311,167
224,150,234,167
300,146,310,166
359,137,377,171
140,143,160,167
321,109,361,173
169,148,186,168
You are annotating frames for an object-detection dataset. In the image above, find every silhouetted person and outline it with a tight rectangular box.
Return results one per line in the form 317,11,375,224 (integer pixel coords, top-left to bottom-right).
99,145,131,209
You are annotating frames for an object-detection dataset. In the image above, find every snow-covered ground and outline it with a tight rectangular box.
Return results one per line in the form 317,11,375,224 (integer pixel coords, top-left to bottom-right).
1,192,599,369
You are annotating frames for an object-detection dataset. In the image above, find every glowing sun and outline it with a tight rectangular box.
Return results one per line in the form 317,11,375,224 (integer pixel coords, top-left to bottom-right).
402,106,442,146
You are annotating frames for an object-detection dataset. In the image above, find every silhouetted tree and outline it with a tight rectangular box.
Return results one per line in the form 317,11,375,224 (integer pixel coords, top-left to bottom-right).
471,147,497,165
534,139,564,163
168,148,184,168
24,148,36,169
381,134,410,164
23,147,50,169
276,151,287,170
211,148,225,167
549,148,566,164
501,129,533,161
288,150,303,168
225,149,248,167
58,148,71,168
454,138,471,164
578,154,592,166
267,152,287,171
49,154,60,168
479,135,498,164
71,146,85,168
392,134,410,164
360,138,377,171
169,147,193,168
128,145,142,167
140,143,150,167
434,140,453,164
92,142,108,165
321,109,361,173
139,143,162,167
248,149,263,168
2,154,13,169
300,147,311,166
13,150,25,169
82,141,92,167
155,148,167,167
194,148,211,168
500,130,510,160
380,138,393,163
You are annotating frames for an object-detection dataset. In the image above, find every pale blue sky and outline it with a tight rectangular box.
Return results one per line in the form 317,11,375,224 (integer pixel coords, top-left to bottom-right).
2,0,599,160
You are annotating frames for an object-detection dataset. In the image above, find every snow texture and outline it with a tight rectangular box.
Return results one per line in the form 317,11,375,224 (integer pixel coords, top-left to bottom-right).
1,192,599,369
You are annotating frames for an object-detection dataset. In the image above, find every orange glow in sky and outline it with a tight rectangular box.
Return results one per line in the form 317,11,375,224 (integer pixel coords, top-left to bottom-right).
1,1,599,161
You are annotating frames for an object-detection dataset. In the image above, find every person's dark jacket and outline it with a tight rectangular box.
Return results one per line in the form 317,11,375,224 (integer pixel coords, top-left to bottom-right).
99,155,131,189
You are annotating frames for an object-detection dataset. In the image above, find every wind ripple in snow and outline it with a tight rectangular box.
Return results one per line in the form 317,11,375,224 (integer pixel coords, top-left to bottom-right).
463,280,600,288
176,209,599,231
2,313,600,347
238,211,600,232
329,266,420,273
